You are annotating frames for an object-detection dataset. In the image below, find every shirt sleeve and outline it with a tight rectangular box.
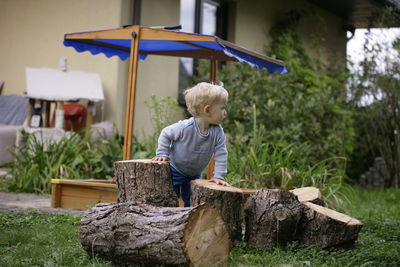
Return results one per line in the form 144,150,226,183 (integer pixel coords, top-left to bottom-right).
156,122,181,158
213,127,228,180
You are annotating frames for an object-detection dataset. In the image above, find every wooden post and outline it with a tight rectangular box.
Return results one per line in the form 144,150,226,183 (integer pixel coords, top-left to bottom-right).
85,101,94,136
55,101,65,129
51,183,62,208
207,59,218,179
24,98,34,127
123,26,141,160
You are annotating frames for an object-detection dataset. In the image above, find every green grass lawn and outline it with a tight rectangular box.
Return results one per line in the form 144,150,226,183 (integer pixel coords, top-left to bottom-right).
0,187,399,267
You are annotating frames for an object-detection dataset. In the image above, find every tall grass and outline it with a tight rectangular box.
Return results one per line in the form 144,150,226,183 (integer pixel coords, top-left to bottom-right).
6,129,123,194
226,105,347,208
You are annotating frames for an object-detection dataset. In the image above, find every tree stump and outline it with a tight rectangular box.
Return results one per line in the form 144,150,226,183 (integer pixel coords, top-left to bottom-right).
191,179,244,244
290,186,325,206
244,189,303,248
115,159,178,207
241,188,258,203
79,202,231,266
298,201,363,249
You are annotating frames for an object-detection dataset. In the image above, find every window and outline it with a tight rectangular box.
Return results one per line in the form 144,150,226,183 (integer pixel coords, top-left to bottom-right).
178,0,224,104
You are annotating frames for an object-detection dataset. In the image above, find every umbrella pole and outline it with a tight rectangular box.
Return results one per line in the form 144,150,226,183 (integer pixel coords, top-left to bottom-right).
123,26,141,160
206,59,218,179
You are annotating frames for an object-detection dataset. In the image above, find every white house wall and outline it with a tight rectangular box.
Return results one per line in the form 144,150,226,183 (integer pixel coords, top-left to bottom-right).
234,0,346,66
135,0,181,140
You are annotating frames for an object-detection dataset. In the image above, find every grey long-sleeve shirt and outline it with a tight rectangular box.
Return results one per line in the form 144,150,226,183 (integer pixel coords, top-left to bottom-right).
156,117,228,180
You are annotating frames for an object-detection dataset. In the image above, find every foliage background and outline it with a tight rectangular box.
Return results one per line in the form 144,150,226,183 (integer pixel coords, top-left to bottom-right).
346,8,400,187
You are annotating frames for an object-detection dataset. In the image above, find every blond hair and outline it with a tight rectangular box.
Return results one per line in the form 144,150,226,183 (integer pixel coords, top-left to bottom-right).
184,82,228,116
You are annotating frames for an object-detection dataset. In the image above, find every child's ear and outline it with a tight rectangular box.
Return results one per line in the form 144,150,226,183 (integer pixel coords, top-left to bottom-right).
203,105,211,114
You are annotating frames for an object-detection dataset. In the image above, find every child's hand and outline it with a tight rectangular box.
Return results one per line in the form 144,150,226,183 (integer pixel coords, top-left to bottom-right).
209,178,231,186
152,157,169,162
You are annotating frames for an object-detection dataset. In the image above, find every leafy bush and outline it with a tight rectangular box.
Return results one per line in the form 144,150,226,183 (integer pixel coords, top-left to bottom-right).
6,128,124,194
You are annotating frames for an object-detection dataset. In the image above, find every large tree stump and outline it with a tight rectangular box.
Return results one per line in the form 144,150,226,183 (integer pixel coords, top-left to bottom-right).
191,179,244,244
290,186,325,206
115,159,178,207
244,189,303,248
79,202,231,266
298,201,363,249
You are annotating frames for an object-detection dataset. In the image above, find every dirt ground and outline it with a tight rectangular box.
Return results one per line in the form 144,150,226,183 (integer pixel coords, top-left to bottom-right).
0,192,84,216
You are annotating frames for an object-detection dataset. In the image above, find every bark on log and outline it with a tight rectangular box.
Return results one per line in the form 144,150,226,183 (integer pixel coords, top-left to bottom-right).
298,201,363,249
190,179,244,244
290,186,325,206
79,202,231,266
244,189,303,248
115,159,178,207
241,188,258,203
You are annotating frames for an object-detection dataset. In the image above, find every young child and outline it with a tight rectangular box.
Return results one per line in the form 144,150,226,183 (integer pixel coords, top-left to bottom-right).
152,82,230,207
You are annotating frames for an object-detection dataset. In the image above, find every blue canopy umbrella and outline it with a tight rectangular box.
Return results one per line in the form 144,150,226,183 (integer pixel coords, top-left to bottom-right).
64,25,287,162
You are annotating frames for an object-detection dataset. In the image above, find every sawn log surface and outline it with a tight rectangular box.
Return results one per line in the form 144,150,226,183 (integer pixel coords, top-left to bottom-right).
190,179,244,244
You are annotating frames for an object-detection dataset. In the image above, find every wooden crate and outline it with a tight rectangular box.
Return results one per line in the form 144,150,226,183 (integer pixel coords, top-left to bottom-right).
51,179,117,210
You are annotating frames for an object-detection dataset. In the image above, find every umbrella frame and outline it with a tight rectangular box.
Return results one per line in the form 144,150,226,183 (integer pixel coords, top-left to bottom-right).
64,25,286,177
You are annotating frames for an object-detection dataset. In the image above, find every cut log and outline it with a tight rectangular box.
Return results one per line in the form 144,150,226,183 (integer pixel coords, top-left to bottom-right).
191,179,244,244
115,159,178,207
244,189,303,248
240,188,258,203
290,186,324,206
79,202,231,267
298,201,363,249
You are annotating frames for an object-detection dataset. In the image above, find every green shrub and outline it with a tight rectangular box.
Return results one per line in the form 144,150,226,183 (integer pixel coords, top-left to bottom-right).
7,128,124,194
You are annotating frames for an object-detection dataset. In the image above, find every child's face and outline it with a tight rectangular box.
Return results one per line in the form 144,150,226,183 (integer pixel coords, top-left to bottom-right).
208,101,227,124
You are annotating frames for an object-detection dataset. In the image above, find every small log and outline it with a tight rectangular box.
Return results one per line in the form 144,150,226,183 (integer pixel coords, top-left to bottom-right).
79,202,230,266
191,179,244,244
115,159,178,207
244,189,303,248
298,201,363,249
290,186,325,206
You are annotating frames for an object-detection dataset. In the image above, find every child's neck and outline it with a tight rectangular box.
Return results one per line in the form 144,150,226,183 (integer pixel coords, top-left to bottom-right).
195,117,210,134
